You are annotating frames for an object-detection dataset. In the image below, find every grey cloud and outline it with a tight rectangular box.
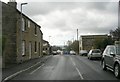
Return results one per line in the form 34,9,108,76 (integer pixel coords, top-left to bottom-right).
17,2,118,45
18,2,118,17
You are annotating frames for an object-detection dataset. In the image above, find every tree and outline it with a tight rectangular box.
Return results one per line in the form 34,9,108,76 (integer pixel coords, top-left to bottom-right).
51,46,62,51
66,40,79,54
93,37,114,52
110,27,120,41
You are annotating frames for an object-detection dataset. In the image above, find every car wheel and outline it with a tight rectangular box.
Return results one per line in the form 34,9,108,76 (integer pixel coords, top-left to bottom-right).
102,60,107,70
114,64,120,78
88,57,89,59
89,57,92,60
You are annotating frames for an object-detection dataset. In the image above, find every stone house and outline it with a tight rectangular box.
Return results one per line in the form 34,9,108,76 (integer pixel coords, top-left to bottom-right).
79,35,109,52
43,40,50,55
2,1,43,68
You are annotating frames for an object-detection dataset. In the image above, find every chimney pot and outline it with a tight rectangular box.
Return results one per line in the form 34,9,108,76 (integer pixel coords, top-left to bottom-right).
8,0,17,8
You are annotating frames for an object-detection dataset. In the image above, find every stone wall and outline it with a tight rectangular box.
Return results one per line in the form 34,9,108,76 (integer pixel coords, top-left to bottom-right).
2,2,17,68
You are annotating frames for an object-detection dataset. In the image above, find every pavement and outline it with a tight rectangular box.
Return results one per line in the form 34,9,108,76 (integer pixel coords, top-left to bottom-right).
7,55,119,80
2,55,52,81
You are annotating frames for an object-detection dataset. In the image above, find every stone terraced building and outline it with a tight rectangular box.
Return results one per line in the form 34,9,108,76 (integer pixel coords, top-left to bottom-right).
2,0,43,68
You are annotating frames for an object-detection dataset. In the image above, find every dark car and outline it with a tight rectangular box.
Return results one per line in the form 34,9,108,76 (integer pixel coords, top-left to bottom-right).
79,50,88,56
101,45,120,78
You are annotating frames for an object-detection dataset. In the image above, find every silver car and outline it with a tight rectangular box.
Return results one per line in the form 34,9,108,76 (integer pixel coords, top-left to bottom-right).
79,50,88,56
88,49,102,60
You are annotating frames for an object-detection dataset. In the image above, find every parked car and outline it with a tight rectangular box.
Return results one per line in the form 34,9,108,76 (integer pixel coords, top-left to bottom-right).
70,50,76,55
52,51,58,55
88,49,102,60
79,50,88,56
63,51,70,55
101,45,120,78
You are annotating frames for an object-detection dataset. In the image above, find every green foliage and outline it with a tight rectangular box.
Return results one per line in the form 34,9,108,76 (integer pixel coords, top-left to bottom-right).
67,40,79,54
51,46,62,51
110,27,120,41
93,38,103,49
93,37,114,51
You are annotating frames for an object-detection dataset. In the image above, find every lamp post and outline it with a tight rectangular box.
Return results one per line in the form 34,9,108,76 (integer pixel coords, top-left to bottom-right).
49,36,51,45
19,3,27,63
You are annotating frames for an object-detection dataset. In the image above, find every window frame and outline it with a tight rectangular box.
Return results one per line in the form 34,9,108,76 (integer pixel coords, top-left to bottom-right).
22,18,25,31
22,40,26,56
35,25,37,35
35,41,37,52
28,20,30,28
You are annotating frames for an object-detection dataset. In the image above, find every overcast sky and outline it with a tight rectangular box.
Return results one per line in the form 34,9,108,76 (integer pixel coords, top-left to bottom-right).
2,0,119,46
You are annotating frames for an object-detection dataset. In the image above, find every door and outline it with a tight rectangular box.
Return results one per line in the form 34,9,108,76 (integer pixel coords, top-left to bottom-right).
29,42,32,59
108,47,115,67
105,46,115,68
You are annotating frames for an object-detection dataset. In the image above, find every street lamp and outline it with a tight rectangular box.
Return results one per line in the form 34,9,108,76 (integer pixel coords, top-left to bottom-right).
19,3,28,63
49,36,51,45
21,3,28,24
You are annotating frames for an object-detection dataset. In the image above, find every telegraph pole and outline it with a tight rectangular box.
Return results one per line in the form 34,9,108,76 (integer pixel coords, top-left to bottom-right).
77,29,78,41
77,28,79,54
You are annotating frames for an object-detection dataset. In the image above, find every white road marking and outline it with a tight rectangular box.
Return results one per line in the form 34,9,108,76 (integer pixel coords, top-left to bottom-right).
30,64,44,74
70,56,84,80
3,61,42,81
75,67,84,80
70,57,76,66
3,70,23,81
3,56,52,81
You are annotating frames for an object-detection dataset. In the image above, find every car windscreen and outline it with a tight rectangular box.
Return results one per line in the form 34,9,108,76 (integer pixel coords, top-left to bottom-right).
80,50,87,53
92,50,101,53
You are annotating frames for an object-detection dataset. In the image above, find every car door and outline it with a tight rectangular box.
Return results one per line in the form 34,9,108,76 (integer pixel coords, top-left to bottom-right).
88,50,92,57
104,47,110,65
108,47,115,67
105,46,115,68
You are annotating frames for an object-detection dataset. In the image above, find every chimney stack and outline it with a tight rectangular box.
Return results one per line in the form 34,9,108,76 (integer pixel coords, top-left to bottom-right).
8,0,17,8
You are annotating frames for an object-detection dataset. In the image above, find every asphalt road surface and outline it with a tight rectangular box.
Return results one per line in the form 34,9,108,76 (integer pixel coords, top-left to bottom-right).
11,55,118,80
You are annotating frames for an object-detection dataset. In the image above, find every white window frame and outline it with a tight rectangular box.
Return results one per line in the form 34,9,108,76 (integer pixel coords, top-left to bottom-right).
22,18,25,31
28,20,30,28
22,40,25,56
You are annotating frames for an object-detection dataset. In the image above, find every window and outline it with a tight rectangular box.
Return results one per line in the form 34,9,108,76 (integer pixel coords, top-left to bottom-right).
109,47,115,55
28,20,30,28
22,18,27,31
22,40,25,56
25,19,27,30
104,47,110,55
35,25,37,35
92,50,101,53
35,41,37,52
22,18,25,31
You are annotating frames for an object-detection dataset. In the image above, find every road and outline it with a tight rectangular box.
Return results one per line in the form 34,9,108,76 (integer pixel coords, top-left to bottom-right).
11,55,118,80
